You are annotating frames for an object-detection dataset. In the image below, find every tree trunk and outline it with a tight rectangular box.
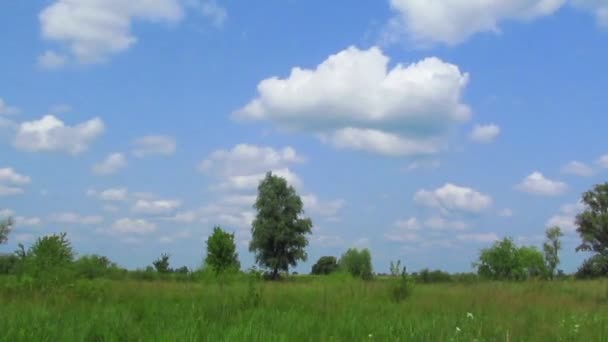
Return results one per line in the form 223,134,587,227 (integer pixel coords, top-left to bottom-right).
272,267,279,280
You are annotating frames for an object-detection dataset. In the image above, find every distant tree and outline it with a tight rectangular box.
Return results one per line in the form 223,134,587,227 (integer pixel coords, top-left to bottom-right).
340,248,373,280
475,237,547,280
74,254,118,280
311,256,339,275
21,232,75,287
205,226,240,275
576,254,608,279
390,260,402,277
250,172,313,280
153,253,171,274
174,266,190,274
0,216,14,245
543,226,564,279
576,183,608,259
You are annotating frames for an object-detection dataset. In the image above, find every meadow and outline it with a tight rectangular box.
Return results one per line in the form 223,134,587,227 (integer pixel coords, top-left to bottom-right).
1,275,607,341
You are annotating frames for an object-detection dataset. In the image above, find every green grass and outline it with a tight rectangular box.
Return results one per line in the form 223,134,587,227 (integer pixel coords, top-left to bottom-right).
1,276,608,341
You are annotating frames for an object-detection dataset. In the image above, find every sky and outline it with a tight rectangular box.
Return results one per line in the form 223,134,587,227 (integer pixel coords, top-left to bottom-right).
1,0,607,274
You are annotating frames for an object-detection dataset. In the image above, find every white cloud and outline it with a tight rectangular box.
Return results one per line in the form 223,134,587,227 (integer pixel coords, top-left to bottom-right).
404,159,441,172
498,208,514,217
0,185,24,196
597,154,608,168
327,128,440,156
393,217,421,230
15,216,43,227
37,50,67,70
424,217,469,231
197,0,227,27
0,168,31,185
201,144,303,176
164,210,200,223
301,194,345,219
386,0,565,46
50,212,103,225
111,218,156,235
561,161,594,177
39,0,184,64
88,188,129,201
0,209,14,217
414,183,493,213
0,168,30,196
516,172,568,196
546,202,585,232
457,233,500,243
14,115,104,155
132,135,176,157
215,168,303,191
572,0,608,27
235,46,471,156
92,153,127,175
470,124,501,143
132,199,181,215
0,98,19,116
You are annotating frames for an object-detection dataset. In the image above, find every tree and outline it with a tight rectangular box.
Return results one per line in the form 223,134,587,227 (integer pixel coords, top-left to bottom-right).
311,256,339,275
576,183,608,260
22,232,75,287
153,253,171,274
205,226,240,275
475,237,547,280
576,254,608,279
543,226,563,279
0,216,14,245
249,172,313,280
340,248,373,280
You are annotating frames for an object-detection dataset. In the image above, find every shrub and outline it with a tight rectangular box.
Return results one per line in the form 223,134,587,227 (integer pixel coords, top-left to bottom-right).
414,269,453,283
19,233,75,288
391,266,413,303
576,254,608,279
73,255,120,280
153,253,171,274
340,248,373,280
205,226,240,275
311,256,339,275
0,253,19,275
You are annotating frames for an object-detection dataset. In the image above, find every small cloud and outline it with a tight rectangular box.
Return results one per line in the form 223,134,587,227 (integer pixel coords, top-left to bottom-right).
470,124,501,143
516,172,567,196
37,50,67,70
132,199,181,215
498,208,513,217
597,154,608,169
414,183,493,214
92,153,127,175
110,218,156,235
457,233,499,243
132,135,176,157
561,161,594,177
0,98,20,115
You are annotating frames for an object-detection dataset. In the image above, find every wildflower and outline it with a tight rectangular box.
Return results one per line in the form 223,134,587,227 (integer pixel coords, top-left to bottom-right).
467,312,475,320
368,334,373,338
456,327,461,333
574,324,580,333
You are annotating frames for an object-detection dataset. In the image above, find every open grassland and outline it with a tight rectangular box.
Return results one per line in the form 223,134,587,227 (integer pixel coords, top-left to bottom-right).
1,276,607,341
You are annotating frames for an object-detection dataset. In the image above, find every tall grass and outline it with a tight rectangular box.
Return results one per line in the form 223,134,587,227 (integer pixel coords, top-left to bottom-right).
1,275,607,341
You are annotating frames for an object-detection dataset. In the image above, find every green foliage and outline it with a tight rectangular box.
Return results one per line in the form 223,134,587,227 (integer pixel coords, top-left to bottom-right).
339,248,373,280
389,260,401,277
20,232,75,288
543,226,564,279
205,226,240,275
0,216,14,245
576,183,608,277
475,237,548,280
153,253,171,274
311,256,339,275
390,265,413,303
576,254,608,279
413,269,453,283
0,254,19,275
242,266,263,308
73,255,122,280
249,172,313,280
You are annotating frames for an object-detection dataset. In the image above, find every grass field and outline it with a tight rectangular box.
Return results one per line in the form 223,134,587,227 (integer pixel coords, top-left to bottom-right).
1,276,607,341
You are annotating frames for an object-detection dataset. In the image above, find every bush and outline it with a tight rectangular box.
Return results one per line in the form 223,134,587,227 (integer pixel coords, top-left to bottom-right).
475,237,548,281
19,233,75,288
205,226,240,275
0,253,19,275
340,248,373,280
413,269,453,283
391,266,413,303
576,254,608,279
74,255,121,280
311,256,339,275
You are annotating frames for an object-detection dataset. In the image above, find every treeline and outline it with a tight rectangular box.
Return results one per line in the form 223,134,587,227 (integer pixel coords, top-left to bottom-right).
1,175,608,287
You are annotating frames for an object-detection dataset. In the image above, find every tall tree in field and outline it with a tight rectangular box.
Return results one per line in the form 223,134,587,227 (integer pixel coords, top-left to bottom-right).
250,172,313,280
543,226,563,279
0,217,13,245
205,226,240,275
576,183,608,258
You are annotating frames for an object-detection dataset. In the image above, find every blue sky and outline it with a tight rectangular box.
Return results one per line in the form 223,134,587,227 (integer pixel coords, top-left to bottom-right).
1,0,607,273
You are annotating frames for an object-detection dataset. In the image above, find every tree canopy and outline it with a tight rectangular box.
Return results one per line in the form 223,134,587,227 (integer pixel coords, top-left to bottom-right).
340,248,373,280
0,216,14,245
311,256,339,275
475,237,547,280
543,226,563,279
249,172,313,279
205,226,240,274
576,183,608,257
